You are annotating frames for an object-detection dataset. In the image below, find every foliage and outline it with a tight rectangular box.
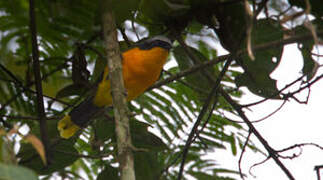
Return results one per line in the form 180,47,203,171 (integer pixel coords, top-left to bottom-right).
0,0,322,180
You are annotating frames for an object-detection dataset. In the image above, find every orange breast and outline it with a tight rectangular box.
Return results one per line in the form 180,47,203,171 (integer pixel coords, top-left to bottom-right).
122,47,169,100
93,47,168,107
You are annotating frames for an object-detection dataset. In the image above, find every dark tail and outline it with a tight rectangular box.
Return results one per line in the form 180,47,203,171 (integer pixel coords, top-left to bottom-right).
69,96,103,128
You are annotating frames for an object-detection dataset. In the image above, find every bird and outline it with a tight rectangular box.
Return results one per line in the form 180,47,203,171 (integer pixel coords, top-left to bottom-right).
57,36,172,139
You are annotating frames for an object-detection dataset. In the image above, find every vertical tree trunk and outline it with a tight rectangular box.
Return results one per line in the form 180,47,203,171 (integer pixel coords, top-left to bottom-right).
102,9,136,180
29,0,49,165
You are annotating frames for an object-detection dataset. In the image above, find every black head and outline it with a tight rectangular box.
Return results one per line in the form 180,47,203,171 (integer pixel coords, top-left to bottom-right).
137,36,172,50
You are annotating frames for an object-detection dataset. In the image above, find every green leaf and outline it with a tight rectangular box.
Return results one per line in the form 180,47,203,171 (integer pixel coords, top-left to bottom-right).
236,19,283,99
56,84,87,99
229,133,237,156
197,40,217,60
94,116,115,142
245,19,284,72
18,140,78,175
97,165,119,180
295,21,320,81
235,72,280,98
188,171,214,180
91,58,106,84
187,20,204,34
135,94,178,137
77,159,95,180
41,71,72,98
1,55,28,83
94,117,167,151
132,129,168,151
213,2,246,51
75,138,93,153
0,163,38,180
134,151,163,180
196,136,226,149
173,45,214,101
108,0,140,24
131,120,168,151
300,42,318,81
29,119,62,140
139,0,190,22
149,90,189,128
213,168,241,176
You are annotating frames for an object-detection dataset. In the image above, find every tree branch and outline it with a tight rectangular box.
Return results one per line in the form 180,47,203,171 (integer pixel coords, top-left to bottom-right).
162,70,208,95
283,73,323,100
0,61,69,114
0,67,71,107
151,31,323,92
315,165,323,180
169,19,299,180
254,0,269,20
167,30,323,180
220,90,295,179
29,0,50,165
102,10,135,180
55,149,112,159
177,35,235,179
1,114,60,121
149,54,228,90
238,131,251,180
0,30,101,114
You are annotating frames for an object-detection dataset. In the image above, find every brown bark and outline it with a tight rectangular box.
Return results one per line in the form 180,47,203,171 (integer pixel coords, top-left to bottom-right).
102,10,136,180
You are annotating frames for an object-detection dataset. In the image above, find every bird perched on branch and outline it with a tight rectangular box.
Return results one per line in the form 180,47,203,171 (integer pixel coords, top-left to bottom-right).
57,36,172,139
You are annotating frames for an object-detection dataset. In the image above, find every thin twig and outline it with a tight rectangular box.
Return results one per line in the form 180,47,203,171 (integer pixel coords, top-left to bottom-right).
251,100,287,123
118,26,132,47
283,74,323,99
85,31,101,44
83,45,106,60
194,98,219,142
238,131,251,180
55,149,111,159
175,30,323,180
0,30,100,114
0,63,22,84
162,70,208,95
0,76,71,107
277,143,323,153
0,117,12,129
221,90,295,179
177,45,234,180
277,147,302,160
241,75,306,107
151,31,323,92
0,61,69,113
249,156,270,177
1,115,60,121
131,20,140,41
312,52,323,57
254,0,269,19
149,54,228,90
